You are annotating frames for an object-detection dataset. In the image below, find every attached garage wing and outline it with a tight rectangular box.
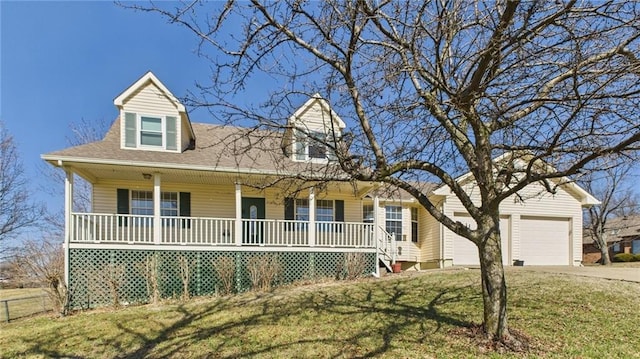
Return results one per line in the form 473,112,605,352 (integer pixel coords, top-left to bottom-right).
452,214,510,266
519,216,570,265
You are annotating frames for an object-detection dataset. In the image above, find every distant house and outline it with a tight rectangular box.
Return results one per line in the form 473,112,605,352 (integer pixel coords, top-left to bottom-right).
583,215,640,263
42,72,598,307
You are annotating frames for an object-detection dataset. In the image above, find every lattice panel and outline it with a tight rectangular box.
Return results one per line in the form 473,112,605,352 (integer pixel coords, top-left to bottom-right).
69,249,375,308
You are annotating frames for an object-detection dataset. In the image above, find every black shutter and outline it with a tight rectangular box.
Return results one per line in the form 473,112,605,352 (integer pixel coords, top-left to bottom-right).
180,192,191,229
117,189,129,226
335,200,344,233
284,197,294,231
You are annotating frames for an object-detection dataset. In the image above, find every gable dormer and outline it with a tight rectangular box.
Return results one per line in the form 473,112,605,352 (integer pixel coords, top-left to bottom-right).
113,72,195,152
287,94,346,162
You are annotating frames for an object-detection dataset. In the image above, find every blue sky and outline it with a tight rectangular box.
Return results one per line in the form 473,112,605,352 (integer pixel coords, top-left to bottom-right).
1,1,219,218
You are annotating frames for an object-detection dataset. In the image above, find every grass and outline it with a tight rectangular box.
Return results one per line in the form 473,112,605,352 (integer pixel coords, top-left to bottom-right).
0,288,50,323
1,269,639,358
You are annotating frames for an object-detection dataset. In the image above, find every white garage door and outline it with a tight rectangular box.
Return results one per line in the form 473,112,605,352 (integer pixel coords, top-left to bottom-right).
519,216,570,265
452,215,510,266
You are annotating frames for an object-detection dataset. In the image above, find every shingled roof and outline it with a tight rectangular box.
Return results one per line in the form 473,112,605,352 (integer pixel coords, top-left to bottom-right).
43,118,341,178
583,214,640,244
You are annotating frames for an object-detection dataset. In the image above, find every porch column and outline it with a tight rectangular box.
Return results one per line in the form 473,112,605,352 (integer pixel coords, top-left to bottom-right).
373,193,380,246
235,183,242,246
153,173,161,244
63,168,73,287
308,187,316,247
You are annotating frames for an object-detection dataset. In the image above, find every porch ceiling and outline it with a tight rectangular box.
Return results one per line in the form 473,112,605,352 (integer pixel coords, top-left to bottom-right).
61,162,375,195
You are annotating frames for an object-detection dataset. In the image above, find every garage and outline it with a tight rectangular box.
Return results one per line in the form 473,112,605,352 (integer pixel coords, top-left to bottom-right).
519,216,570,265
452,214,510,266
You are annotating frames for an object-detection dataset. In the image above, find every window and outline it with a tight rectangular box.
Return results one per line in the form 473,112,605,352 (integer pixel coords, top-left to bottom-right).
385,205,402,241
131,190,154,215
123,112,178,151
613,242,621,252
316,200,334,222
140,116,163,147
131,190,179,217
293,129,337,162
411,207,418,243
161,192,178,216
363,204,374,223
295,199,309,221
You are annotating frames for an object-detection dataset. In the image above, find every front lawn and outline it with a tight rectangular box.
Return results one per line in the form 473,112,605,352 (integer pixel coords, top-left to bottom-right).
1,269,638,358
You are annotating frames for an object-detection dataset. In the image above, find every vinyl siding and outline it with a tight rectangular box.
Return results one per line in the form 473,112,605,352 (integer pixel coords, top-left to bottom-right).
119,82,182,150
420,202,442,262
93,180,363,222
294,100,342,135
438,181,583,265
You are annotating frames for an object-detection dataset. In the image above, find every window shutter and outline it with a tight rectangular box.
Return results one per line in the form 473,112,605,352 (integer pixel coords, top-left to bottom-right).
334,200,344,233
284,197,295,220
180,192,191,229
166,116,177,151
335,200,344,222
284,197,294,231
117,189,129,226
124,112,137,148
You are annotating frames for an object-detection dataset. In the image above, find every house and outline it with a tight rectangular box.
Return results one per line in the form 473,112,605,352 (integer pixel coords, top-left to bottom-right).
583,215,640,263
42,72,597,307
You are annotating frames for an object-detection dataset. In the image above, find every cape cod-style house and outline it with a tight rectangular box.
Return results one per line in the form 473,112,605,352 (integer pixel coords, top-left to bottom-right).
42,72,598,307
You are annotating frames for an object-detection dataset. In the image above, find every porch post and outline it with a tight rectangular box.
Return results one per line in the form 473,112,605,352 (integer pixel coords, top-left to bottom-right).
153,173,161,244
373,193,380,277
63,168,73,287
235,183,242,246
373,193,380,246
308,187,316,247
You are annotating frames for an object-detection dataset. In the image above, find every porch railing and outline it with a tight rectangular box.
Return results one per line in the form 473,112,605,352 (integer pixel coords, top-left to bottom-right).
70,213,375,248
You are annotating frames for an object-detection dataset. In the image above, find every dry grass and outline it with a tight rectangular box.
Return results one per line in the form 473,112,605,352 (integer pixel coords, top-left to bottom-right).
0,269,638,358
0,288,50,322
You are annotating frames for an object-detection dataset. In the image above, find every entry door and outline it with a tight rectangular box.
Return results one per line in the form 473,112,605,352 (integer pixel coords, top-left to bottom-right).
241,197,266,244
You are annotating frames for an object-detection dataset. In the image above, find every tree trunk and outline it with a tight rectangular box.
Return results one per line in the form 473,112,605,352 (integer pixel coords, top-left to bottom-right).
478,228,509,341
598,238,612,265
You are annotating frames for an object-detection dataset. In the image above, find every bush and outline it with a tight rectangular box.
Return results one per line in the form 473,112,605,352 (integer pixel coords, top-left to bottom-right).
247,254,282,291
634,254,640,262
212,256,236,295
612,253,634,262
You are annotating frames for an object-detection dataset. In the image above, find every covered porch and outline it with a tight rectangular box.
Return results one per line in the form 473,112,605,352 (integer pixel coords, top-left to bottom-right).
59,162,384,250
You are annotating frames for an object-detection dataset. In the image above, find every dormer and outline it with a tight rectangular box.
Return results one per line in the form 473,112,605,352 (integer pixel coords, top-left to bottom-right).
286,94,346,162
113,71,195,152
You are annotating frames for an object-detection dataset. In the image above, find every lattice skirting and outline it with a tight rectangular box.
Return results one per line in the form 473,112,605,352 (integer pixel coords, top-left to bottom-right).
68,249,376,308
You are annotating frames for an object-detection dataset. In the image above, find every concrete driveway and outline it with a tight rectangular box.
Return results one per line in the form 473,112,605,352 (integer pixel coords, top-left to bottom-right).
513,265,640,283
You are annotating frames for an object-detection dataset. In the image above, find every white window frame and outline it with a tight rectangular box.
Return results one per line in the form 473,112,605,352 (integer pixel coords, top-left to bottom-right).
385,205,403,241
138,114,166,149
292,128,336,163
411,207,418,243
131,190,179,217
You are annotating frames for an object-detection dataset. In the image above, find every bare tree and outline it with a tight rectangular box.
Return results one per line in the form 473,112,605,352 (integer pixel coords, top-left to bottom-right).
0,122,41,246
129,1,640,344
581,159,638,265
11,238,69,316
40,118,110,235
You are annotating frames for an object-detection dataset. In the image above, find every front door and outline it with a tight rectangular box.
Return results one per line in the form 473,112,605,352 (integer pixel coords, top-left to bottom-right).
241,197,266,244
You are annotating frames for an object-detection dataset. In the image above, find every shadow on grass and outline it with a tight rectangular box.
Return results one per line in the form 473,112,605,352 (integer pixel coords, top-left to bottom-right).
15,275,481,358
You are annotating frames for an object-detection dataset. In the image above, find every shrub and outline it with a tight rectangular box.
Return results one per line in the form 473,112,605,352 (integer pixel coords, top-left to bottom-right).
212,256,236,295
634,254,640,262
343,253,368,280
247,254,282,291
613,253,634,262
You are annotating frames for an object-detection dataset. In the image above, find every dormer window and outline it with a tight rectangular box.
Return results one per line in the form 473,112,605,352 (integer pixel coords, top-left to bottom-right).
293,129,337,162
140,116,163,146
124,112,178,151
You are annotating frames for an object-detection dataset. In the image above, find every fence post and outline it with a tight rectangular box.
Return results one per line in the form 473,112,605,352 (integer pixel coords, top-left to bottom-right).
3,300,9,323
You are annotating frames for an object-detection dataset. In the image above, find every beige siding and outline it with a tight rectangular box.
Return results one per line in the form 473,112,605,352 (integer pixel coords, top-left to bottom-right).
294,100,342,136
420,202,443,262
180,117,191,151
438,181,583,266
93,180,363,223
119,82,182,150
